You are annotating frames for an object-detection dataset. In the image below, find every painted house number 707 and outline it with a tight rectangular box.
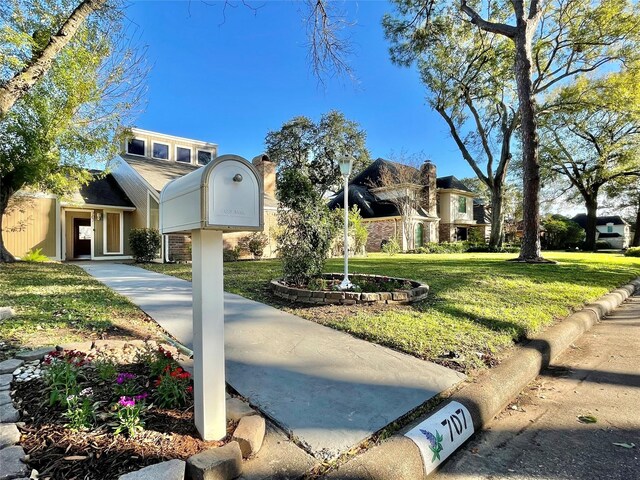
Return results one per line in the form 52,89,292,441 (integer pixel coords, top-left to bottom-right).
441,408,468,442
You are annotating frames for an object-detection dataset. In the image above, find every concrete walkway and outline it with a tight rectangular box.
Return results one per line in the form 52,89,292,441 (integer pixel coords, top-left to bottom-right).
79,262,465,459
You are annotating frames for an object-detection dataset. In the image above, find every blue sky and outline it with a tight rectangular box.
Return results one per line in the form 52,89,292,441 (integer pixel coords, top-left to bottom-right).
124,0,476,179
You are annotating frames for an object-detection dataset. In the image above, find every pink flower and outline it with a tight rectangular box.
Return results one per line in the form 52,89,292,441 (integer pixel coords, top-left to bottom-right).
118,396,135,408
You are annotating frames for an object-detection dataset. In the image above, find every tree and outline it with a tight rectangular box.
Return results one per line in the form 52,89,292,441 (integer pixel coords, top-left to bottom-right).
0,1,146,262
265,110,371,197
0,0,113,119
540,68,640,250
541,214,584,250
604,179,640,247
383,0,640,261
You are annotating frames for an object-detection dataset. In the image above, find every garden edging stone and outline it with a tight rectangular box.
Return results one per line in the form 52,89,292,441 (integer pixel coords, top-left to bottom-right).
0,359,23,375
118,459,186,480
0,445,29,480
327,277,640,479
231,415,265,458
0,423,21,449
187,441,243,480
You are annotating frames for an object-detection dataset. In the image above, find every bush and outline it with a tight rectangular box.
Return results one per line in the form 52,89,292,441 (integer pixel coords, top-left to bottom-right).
625,246,640,257
129,228,161,263
381,238,401,255
595,240,611,250
22,248,49,262
278,204,339,286
332,206,369,256
542,215,584,250
422,242,467,254
223,247,240,262
239,232,269,258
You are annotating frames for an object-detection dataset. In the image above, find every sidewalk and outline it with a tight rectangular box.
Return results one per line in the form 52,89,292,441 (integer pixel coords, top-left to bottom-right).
79,262,465,460
432,292,640,480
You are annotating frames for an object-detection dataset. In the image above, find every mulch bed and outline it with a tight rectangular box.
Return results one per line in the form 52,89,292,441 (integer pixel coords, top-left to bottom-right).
13,361,234,480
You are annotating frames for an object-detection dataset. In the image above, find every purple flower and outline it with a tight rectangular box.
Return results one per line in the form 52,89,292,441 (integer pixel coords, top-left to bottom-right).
134,392,149,401
420,429,436,448
118,396,135,408
116,372,136,385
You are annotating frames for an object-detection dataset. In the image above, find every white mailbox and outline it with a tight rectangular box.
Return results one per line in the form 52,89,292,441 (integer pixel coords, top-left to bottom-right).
159,154,264,442
160,154,263,234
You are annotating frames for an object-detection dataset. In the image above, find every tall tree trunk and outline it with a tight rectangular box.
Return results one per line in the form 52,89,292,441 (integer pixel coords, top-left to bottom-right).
0,0,107,119
0,186,16,263
489,187,505,250
514,25,543,261
633,194,640,247
584,198,598,251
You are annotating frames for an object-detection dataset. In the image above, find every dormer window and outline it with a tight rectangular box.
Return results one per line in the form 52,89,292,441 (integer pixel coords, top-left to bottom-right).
152,142,169,160
127,138,145,156
197,150,212,166
176,146,192,163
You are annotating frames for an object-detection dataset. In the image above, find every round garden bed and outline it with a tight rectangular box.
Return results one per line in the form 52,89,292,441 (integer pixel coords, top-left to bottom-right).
271,273,429,305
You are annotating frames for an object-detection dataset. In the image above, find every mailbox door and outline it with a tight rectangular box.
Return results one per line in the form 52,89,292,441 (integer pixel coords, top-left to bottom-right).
206,158,262,229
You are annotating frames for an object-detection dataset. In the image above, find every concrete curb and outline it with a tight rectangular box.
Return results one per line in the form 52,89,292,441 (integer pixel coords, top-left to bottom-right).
327,277,640,479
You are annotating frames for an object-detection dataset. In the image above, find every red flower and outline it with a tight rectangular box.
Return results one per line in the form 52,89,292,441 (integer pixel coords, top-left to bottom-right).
154,378,162,387
186,386,193,393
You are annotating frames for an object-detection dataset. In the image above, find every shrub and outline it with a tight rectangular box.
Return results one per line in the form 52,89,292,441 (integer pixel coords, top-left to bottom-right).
307,277,328,291
241,232,269,258
22,248,49,262
332,206,369,256
595,240,612,250
381,238,401,255
624,247,640,257
223,246,241,262
278,204,339,286
542,215,585,250
129,228,162,263
625,246,640,257
423,242,467,254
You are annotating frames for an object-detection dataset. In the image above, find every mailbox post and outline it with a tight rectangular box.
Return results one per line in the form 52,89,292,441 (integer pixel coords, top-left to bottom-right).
160,155,264,440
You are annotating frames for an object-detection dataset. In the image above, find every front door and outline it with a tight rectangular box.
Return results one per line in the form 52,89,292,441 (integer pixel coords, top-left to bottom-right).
73,218,92,258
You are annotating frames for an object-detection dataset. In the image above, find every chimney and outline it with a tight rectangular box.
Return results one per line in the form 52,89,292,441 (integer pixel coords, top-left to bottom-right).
419,161,437,217
252,154,276,198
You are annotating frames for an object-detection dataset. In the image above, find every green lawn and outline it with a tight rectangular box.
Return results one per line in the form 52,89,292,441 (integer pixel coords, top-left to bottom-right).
0,262,162,358
142,252,640,371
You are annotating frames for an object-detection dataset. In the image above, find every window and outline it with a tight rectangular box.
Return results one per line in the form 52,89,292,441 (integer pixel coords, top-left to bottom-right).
148,195,159,230
104,212,122,254
176,146,192,163
197,150,212,166
152,142,169,160
126,138,145,156
458,196,467,214
607,224,613,233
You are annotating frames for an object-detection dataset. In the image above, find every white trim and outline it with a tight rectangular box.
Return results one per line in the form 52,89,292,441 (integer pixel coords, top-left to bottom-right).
196,149,213,166
151,140,171,161
131,127,218,147
60,202,135,211
63,208,95,260
146,191,160,229
175,144,193,165
92,255,133,261
103,210,124,255
125,137,147,157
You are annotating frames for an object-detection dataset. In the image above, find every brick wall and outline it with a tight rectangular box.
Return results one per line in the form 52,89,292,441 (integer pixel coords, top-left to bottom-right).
439,223,455,243
364,219,401,252
168,234,191,262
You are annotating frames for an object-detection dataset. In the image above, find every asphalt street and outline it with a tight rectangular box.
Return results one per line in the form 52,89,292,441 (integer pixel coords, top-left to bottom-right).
432,293,640,480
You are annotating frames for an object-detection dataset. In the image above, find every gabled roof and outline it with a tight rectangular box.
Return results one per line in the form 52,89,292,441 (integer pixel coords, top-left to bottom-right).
121,154,199,193
74,172,135,208
350,158,420,187
436,175,473,193
571,214,628,228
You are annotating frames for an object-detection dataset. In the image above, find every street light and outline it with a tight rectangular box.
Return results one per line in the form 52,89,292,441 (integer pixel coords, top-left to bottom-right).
338,155,354,290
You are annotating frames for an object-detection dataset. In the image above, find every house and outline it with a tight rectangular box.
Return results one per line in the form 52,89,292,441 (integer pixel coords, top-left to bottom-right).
327,158,485,251
2,128,278,261
571,214,631,249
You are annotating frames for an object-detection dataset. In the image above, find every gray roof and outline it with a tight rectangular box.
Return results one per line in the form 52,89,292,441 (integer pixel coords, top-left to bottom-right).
436,175,473,193
571,214,628,228
76,172,134,208
121,154,200,192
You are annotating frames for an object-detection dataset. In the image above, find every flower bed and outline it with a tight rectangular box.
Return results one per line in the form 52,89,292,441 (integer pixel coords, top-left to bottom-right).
271,273,429,305
10,342,233,479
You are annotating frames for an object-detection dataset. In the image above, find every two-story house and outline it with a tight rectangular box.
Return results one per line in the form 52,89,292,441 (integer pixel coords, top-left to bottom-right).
571,214,631,249
327,158,485,252
2,128,278,261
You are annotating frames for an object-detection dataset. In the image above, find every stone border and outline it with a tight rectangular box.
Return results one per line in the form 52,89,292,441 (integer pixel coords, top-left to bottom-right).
270,273,429,305
327,277,640,479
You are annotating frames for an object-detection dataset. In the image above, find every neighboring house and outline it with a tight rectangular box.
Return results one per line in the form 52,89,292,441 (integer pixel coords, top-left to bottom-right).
328,158,485,252
2,128,278,261
571,214,631,249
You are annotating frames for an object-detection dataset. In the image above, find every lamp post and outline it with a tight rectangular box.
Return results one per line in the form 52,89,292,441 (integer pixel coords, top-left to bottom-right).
338,156,354,290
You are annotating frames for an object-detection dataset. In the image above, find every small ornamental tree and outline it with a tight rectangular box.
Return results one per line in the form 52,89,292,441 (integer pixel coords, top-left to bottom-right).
541,215,584,250
276,167,339,286
129,228,161,263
